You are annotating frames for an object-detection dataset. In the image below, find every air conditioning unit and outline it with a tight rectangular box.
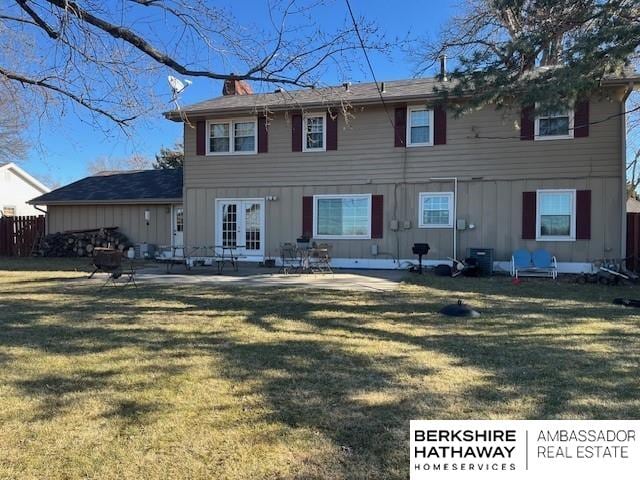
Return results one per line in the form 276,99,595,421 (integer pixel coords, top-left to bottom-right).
467,248,494,276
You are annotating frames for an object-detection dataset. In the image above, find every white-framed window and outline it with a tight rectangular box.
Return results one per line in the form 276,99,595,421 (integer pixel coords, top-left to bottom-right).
175,207,184,232
536,189,576,241
303,113,326,152
313,194,371,239
419,192,454,228
535,108,574,140
2,206,16,217
207,118,257,155
407,106,434,147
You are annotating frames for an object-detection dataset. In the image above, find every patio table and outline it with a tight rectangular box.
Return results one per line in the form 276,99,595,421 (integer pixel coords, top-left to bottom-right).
214,245,245,273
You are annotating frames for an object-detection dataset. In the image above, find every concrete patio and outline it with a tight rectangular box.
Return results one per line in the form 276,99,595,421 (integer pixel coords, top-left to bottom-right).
132,262,405,292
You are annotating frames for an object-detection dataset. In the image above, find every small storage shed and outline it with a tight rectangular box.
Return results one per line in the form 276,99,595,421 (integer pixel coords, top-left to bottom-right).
29,169,183,247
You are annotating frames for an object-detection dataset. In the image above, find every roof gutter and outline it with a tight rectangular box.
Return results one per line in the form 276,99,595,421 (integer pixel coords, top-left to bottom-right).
28,198,182,206
162,92,463,121
601,76,640,88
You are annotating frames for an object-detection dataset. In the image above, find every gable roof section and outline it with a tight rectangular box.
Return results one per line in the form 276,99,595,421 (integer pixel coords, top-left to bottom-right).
1,162,50,193
30,169,183,205
166,77,450,119
166,72,640,120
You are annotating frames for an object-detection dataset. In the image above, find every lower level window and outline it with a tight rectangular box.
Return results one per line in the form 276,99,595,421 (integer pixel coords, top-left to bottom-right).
314,195,371,238
419,192,454,228
537,189,576,240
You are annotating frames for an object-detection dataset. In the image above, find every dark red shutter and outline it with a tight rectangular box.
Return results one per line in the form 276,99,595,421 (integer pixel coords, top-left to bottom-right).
302,196,313,238
520,106,535,141
522,191,537,239
292,114,302,152
196,121,206,155
257,116,268,153
371,195,384,239
576,190,591,239
434,104,447,145
574,100,589,138
394,106,407,147
326,111,338,150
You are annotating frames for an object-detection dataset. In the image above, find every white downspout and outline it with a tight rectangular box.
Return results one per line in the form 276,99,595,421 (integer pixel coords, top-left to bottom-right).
621,83,634,259
430,177,458,261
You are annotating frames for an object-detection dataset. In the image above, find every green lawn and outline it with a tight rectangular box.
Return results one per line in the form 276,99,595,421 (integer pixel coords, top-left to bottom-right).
1,258,639,479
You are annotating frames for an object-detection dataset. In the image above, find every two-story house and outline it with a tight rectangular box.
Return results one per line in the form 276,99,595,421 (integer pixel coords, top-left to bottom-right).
164,75,634,272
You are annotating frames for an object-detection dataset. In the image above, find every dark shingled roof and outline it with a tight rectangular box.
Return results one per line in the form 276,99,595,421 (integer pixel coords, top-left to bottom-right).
164,72,640,120
30,169,183,204
165,77,451,118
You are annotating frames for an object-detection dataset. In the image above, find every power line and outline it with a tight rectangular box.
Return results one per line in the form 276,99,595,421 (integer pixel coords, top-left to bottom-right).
344,0,396,132
345,0,635,143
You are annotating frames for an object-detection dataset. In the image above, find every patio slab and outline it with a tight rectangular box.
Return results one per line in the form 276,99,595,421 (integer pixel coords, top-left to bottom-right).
132,263,405,292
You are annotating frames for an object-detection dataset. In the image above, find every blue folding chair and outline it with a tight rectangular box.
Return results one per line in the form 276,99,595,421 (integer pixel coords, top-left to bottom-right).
511,249,532,278
531,248,558,279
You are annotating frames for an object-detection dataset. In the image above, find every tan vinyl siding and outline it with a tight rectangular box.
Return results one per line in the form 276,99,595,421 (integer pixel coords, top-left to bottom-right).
184,97,622,188
182,93,624,265
184,176,622,264
47,204,173,245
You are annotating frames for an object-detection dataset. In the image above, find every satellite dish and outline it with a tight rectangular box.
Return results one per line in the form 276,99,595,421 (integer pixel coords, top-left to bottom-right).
168,75,192,97
167,75,193,126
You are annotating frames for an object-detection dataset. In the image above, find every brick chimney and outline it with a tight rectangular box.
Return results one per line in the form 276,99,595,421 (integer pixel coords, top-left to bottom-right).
222,77,253,96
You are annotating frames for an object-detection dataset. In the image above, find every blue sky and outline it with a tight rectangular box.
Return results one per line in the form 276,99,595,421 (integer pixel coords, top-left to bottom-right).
19,0,638,187
21,0,456,186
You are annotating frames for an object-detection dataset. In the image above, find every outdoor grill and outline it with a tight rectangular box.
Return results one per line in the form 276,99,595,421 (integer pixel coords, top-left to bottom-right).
412,243,430,274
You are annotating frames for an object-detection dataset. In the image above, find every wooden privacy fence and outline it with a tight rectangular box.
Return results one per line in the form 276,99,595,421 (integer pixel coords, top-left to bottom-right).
627,212,640,270
0,215,46,257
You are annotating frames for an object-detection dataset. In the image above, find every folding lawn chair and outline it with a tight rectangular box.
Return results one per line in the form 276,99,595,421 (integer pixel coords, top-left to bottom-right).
531,248,558,279
511,249,532,278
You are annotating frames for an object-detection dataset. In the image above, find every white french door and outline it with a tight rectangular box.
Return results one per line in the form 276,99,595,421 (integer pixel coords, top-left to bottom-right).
215,199,265,258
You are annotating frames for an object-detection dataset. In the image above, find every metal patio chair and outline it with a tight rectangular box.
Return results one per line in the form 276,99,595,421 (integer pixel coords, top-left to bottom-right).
279,242,301,274
309,243,333,273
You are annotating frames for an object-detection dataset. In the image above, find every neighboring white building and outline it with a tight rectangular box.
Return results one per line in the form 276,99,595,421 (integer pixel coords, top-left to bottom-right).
0,162,50,217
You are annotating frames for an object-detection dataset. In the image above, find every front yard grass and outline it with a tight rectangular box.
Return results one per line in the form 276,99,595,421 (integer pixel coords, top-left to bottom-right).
1,258,639,479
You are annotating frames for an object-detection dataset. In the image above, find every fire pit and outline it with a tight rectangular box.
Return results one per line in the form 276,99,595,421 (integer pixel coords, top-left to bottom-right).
412,243,430,274
89,247,137,288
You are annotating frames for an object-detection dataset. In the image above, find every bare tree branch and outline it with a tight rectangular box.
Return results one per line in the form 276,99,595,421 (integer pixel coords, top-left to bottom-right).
14,0,59,39
0,0,388,132
0,67,136,126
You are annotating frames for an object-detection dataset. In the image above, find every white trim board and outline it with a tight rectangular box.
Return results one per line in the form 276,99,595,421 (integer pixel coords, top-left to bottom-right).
185,254,594,274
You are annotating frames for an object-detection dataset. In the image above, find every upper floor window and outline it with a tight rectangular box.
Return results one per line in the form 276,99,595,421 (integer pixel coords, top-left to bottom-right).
536,189,576,241
208,118,257,155
407,107,434,147
303,113,326,152
418,192,453,228
535,109,574,140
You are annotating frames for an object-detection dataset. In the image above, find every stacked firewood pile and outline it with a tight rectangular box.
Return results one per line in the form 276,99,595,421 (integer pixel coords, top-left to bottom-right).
39,227,132,257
